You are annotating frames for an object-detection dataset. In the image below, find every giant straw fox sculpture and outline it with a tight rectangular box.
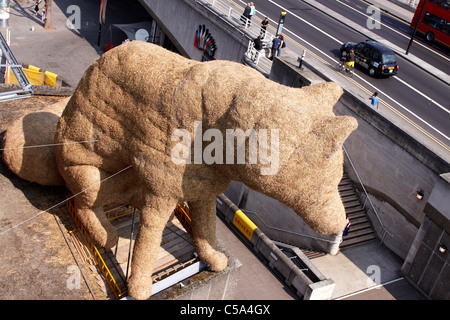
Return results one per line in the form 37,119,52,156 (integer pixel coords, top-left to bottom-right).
2,42,357,299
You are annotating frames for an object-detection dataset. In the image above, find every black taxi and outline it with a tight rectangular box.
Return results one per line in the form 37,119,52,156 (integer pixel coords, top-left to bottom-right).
340,40,399,77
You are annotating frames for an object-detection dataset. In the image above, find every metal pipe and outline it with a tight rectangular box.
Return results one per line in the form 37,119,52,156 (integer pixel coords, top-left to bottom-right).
53,211,96,300
125,208,136,280
343,145,393,238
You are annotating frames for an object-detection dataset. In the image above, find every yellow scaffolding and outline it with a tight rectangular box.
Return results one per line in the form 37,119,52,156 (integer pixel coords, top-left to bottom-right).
66,199,125,299
65,198,195,299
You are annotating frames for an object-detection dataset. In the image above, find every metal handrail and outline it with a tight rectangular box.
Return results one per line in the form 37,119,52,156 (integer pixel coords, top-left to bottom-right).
240,208,342,245
195,0,275,71
245,40,273,74
342,145,393,242
66,198,125,299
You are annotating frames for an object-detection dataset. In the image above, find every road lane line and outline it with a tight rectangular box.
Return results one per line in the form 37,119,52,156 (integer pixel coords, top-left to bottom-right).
337,0,450,63
232,0,450,146
393,76,449,114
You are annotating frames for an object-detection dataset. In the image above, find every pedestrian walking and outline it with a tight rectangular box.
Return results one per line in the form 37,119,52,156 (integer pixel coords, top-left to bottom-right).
260,17,269,38
241,3,251,27
34,0,41,16
343,216,351,236
369,92,380,109
41,6,46,22
277,35,285,56
270,34,281,60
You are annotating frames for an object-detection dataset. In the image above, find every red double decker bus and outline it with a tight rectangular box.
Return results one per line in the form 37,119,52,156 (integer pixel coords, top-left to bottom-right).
410,0,450,46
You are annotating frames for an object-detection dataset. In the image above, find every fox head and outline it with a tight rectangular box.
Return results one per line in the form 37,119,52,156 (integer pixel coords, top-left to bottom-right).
221,81,358,234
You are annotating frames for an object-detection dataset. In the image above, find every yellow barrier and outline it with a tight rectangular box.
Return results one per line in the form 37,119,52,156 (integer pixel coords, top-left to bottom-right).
6,65,58,86
44,70,58,86
174,202,192,234
233,209,257,241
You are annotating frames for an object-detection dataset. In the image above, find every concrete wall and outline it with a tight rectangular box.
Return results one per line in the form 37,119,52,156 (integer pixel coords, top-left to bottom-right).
334,90,450,259
216,193,336,299
261,52,450,260
223,181,342,255
401,177,450,300
138,0,249,62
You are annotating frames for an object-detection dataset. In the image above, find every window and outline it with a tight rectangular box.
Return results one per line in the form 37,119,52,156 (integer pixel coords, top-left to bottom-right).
429,0,450,10
382,54,396,64
423,12,450,34
372,51,381,61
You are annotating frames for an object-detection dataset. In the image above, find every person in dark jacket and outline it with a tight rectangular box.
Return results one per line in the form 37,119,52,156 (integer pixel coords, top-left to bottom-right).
260,17,269,38
240,3,251,27
253,36,263,51
270,35,281,60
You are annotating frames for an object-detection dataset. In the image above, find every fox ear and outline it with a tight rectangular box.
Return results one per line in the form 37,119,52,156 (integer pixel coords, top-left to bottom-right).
310,116,358,159
301,82,344,112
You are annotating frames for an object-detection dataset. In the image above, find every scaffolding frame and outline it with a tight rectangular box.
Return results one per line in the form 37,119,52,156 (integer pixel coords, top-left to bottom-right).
65,198,202,300
0,30,33,102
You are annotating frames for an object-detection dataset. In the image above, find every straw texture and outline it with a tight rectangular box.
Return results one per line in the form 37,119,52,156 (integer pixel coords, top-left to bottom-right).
3,42,357,299
2,97,69,186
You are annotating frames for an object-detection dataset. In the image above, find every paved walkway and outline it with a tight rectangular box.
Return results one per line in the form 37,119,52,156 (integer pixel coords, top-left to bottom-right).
3,0,426,300
217,216,426,300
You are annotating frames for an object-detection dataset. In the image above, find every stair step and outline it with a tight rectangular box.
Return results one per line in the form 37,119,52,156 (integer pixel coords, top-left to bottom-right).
338,188,354,195
341,234,377,249
338,181,353,188
347,222,373,232
344,227,375,239
339,176,351,183
348,216,370,225
341,195,360,203
347,211,367,220
344,201,362,209
339,190,357,197
345,206,366,215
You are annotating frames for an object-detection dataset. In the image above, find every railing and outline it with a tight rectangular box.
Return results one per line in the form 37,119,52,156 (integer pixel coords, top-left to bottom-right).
199,0,273,39
196,0,275,72
245,40,273,75
342,145,393,243
66,199,198,299
240,208,342,245
173,202,193,234
66,198,126,299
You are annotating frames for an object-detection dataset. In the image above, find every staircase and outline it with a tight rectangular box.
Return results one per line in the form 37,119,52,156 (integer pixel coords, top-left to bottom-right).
339,173,377,250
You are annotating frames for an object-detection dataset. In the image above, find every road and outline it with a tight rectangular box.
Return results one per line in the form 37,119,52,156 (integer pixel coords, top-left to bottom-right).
234,0,450,151
317,0,450,71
